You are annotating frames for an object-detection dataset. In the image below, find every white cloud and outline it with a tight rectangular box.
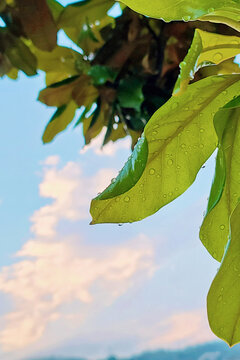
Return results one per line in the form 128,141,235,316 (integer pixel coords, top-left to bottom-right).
80,132,131,157
31,161,116,237
0,235,155,351
145,309,214,350
41,155,60,166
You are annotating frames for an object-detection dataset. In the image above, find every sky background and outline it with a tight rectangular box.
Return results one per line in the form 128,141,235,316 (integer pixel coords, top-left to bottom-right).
0,2,240,360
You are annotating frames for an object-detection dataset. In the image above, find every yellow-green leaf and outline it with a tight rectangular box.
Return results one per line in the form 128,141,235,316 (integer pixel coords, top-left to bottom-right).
42,101,76,143
90,75,240,224
119,0,239,23
174,29,240,96
199,6,240,32
58,0,114,43
207,201,240,346
200,106,240,261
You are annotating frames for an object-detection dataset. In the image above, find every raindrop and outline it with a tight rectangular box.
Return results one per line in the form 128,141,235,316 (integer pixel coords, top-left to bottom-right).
181,143,186,149
220,224,225,230
168,159,173,166
213,52,223,62
124,196,130,202
218,295,223,302
182,15,191,21
142,197,146,201
149,168,156,175
199,144,204,149
115,198,120,202
208,7,214,13
163,194,167,198
168,192,173,196
200,128,205,133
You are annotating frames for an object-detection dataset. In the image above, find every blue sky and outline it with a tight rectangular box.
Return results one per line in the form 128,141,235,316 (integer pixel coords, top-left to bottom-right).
0,2,239,360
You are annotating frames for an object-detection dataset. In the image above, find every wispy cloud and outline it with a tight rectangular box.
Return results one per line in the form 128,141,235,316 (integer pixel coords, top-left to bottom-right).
0,156,155,352
80,132,131,157
31,160,116,237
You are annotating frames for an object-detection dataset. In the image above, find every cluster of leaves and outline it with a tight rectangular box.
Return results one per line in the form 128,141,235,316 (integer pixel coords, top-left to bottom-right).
90,0,240,348
2,0,240,348
1,0,236,149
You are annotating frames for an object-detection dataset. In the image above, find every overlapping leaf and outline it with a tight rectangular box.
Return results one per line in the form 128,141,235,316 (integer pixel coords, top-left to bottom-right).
90,75,240,224
58,0,114,44
42,101,77,143
200,105,240,262
173,29,240,95
119,0,239,23
16,0,57,51
207,201,240,346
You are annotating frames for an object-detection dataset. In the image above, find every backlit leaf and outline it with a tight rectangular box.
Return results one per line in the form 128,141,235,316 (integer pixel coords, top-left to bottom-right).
207,201,240,346
119,0,240,23
200,106,240,261
42,101,76,143
58,0,114,43
174,29,240,95
90,75,240,224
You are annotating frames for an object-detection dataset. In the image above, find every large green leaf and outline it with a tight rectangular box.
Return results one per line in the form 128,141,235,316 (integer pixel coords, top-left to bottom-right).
207,201,240,346
200,106,240,262
42,101,76,143
173,29,240,96
119,0,239,23
90,74,240,224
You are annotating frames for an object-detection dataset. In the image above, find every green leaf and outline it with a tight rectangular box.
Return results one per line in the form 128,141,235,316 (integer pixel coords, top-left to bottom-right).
117,77,144,111
87,65,117,85
16,0,57,52
58,0,114,43
174,29,240,96
90,74,240,224
119,0,239,23
199,6,240,32
42,101,76,143
200,106,240,261
207,201,240,346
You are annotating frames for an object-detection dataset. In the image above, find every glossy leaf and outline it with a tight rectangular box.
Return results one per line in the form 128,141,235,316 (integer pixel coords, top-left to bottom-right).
174,29,240,95
42,101,76,143
199,7,240,32
90,75,240,224
207,202,240,346
119,0,239,23
200,106,240,261
16,0,57,51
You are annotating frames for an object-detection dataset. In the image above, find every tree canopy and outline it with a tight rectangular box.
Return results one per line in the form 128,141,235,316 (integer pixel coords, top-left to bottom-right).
1,0,240,348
